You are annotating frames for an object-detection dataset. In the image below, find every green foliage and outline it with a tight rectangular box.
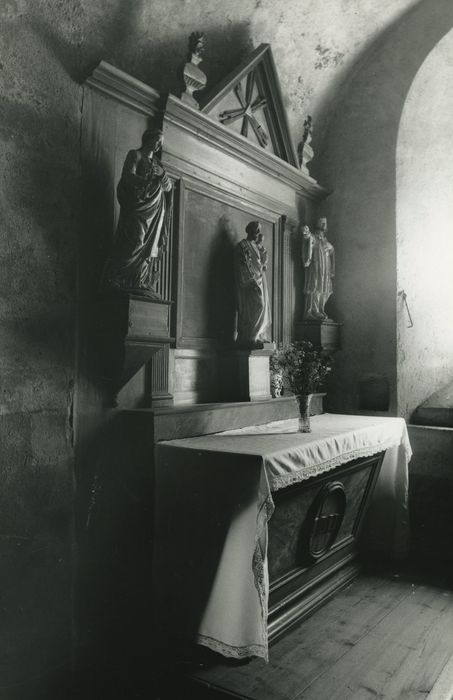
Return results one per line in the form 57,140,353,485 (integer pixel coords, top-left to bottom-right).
270,341,331,394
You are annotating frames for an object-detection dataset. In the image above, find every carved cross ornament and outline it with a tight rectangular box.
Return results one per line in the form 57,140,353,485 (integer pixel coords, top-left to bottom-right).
219,70,269,148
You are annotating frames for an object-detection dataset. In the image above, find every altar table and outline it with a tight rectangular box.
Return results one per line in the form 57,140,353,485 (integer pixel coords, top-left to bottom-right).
154,414,412,661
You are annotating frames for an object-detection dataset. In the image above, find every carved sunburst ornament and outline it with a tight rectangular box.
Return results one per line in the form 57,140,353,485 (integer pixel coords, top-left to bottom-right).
219,70,269,148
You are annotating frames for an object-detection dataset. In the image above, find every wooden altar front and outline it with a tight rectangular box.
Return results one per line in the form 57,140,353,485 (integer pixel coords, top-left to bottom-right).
267,451,383,643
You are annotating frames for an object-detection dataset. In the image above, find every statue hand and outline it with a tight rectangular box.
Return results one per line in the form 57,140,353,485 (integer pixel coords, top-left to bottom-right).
152,160,164,178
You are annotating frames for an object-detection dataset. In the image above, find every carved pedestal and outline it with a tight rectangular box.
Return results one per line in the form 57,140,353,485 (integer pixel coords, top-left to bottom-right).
220,344,274,402
93,295,174,406
295,319,341,354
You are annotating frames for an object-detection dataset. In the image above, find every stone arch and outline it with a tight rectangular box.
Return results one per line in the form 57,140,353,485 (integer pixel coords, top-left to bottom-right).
317,0,453,417
396,28,453,418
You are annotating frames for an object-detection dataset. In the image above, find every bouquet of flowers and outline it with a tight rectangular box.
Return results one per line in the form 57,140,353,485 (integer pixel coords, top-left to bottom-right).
271,341,331,395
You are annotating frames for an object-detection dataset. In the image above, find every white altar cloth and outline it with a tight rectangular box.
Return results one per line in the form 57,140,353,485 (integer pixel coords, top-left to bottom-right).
154,414,411,661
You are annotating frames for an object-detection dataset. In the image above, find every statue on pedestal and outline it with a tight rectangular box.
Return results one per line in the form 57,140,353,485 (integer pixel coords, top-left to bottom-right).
101,128,172,298
302,217,335,320
181,32,207,110
234,221,271,345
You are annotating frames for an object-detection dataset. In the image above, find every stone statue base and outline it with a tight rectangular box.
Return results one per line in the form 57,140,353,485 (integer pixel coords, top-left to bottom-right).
93,294,174,406
295,319,341,354
220,343,275,402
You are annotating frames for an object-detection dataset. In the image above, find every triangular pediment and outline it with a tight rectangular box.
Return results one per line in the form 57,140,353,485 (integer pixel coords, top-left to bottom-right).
200,44,298,167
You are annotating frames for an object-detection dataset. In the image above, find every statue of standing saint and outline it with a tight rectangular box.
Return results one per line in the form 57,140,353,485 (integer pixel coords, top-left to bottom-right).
302,217,335,320
101,128,172,298
234,221,271,345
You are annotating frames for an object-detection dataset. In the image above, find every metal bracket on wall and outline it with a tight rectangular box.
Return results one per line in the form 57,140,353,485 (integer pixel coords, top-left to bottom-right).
398,289,414,328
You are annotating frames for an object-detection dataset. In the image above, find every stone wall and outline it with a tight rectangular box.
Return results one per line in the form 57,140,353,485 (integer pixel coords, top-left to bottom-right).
397,29,453,419
408,425,453,564
318,0,453,418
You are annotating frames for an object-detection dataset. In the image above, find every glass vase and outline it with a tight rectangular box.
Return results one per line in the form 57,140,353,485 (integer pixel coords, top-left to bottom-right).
295,394,312,432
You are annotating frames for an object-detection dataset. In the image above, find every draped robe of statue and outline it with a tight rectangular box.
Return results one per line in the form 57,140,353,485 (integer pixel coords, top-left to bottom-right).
103,148,172,295
302,227,335,320
234,238,271,344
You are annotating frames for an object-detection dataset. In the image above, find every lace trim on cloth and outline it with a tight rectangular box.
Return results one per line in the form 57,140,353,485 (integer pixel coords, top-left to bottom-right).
196,633,268,660
251,488,275,663
269,438,409,491
197,479,276,663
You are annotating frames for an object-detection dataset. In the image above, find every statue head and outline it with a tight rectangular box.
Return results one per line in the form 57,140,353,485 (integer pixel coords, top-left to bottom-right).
245,221,261,242
141,129,164,156
188,32,205,62
316,217,327,232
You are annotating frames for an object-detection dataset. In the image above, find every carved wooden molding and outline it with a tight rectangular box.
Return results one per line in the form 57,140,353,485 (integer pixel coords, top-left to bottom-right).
282,216,298,345
85,61,329,203
164,95,328,202
85,60,163,117
202,44,298,168
163,152,299,220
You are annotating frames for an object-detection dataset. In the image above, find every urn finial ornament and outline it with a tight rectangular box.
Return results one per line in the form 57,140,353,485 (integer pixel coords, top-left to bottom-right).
181,31,207,110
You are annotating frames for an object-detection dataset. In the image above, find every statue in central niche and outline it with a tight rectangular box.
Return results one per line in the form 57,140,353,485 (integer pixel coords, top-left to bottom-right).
302,216,335,320
101,128,172,298
234,220,271,345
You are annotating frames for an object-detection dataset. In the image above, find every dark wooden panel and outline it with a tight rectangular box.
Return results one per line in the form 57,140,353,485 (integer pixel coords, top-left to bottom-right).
267,453,384,642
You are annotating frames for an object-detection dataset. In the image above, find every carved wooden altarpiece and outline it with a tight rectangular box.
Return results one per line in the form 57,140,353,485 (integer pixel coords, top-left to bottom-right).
74,46,390,687
81,45,328,412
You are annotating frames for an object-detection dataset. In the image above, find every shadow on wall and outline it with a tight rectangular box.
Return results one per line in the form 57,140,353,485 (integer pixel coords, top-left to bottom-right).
206,215,237,344
314,0,453,416
27,0,253,99
74,412,156,699
0,95,79,309
26,0,144,84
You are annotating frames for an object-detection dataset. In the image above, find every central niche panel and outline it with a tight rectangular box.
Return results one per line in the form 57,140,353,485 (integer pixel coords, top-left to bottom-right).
176,182,276,348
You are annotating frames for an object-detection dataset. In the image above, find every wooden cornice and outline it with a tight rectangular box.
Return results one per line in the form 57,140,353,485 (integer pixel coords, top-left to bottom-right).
85,61,329,201
164,95,329,202
85,61,164,117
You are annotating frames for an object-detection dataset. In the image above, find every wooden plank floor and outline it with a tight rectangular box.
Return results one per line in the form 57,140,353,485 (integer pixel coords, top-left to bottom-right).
176,570,453,700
